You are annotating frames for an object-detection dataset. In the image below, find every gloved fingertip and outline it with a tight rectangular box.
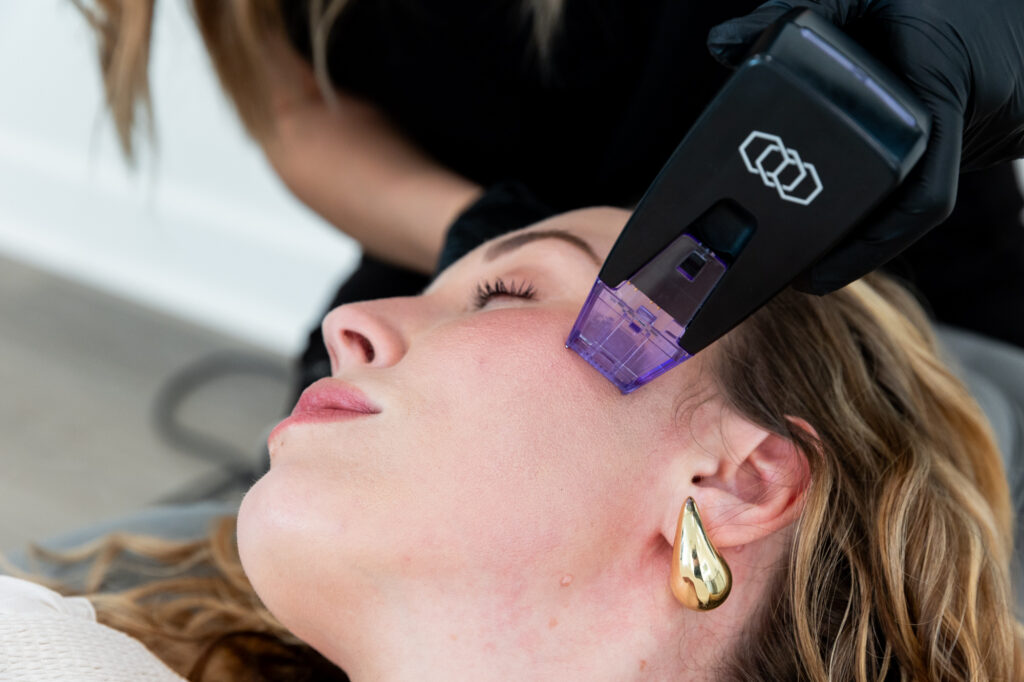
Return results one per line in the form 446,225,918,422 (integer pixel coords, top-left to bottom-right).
706,20,749,46
706,6,790,65
707,44,747,67
707,21,757,59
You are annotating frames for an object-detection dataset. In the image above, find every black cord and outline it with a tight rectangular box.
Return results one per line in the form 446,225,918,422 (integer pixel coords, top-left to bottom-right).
151,351,294,499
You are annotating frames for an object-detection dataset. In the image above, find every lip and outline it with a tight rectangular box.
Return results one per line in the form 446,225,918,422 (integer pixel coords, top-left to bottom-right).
269,379,381,443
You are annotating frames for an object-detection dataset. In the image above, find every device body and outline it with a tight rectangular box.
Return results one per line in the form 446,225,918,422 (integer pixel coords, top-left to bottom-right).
567,10,929,393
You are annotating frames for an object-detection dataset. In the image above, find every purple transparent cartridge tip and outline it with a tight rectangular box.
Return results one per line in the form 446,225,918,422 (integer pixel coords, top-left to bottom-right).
566,280,690,394
569,232,727,393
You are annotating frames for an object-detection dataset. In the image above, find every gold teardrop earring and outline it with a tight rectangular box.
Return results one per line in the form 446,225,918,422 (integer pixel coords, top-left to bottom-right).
670,497,732,610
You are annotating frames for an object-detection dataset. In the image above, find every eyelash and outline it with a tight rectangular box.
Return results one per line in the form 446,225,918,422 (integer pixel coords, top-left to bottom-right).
473,278,537,309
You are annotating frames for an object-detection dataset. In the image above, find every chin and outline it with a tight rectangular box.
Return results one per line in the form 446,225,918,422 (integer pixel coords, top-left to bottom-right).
237,477,350,659
236,477,272,595
235,474,303,623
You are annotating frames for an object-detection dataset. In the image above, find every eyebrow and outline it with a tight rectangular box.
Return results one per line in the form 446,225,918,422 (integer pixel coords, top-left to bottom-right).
483,229,601,265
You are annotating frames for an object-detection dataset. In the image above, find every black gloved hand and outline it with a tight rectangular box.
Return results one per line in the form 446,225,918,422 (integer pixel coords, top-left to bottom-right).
436,181,557,274
708,0,1024,294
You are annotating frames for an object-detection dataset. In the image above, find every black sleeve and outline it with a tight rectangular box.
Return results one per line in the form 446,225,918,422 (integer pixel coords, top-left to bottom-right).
886,163,1024,349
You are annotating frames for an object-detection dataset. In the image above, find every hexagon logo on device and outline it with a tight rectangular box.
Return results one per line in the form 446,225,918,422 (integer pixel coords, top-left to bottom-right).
739,131,823,206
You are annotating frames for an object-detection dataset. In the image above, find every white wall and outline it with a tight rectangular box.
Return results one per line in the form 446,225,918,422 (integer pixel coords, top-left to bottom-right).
0,2,360,355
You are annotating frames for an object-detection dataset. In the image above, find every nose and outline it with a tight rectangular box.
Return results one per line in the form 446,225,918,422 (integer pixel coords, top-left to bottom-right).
321,300,409,373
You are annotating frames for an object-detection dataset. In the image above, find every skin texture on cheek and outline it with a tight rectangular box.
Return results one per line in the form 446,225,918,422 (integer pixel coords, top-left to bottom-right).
391,308,624,556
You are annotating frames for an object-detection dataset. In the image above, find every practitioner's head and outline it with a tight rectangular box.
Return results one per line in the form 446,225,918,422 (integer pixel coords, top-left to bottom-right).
238,208,1018,680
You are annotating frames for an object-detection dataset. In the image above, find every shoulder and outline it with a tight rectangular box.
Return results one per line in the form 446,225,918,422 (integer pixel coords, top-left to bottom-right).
0,576,185,681
0,575,96,619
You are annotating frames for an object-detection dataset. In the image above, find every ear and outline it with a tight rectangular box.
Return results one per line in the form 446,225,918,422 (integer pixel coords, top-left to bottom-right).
661,405,813,550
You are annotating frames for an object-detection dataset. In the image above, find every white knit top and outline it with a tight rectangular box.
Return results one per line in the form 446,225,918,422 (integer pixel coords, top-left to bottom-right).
0,576,185,681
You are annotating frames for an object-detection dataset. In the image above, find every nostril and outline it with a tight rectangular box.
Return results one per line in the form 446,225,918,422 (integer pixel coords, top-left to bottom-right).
343,329,376,363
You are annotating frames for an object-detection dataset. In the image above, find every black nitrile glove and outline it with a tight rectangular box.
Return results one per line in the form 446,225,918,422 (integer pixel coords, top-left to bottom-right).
708,1,1024,295
436,180,557,273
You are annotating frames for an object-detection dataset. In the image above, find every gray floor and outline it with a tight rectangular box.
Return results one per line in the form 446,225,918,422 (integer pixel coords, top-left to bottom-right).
0,255,297,551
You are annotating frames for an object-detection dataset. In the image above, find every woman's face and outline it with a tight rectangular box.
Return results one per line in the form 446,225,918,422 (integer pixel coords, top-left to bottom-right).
238,207,714,659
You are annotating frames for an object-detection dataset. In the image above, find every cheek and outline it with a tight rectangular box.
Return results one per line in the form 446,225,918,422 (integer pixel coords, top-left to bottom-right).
422,306,611,408
410,308,607,459
386,309,643,561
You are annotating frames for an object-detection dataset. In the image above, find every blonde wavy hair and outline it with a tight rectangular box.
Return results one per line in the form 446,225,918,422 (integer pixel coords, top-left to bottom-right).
72,0,567,159
713,274,1023,680
8,271,1021,680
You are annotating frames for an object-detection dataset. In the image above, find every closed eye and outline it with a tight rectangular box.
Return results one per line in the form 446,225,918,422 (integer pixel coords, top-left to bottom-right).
473,278,537,309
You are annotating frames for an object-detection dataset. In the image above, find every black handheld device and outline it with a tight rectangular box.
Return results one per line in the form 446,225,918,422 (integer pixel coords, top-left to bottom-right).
567,9,929,393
